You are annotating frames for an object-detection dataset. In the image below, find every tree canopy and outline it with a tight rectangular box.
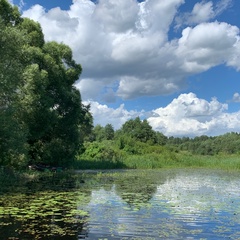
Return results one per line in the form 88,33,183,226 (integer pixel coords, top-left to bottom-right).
0,0,92,168
119,117,157,143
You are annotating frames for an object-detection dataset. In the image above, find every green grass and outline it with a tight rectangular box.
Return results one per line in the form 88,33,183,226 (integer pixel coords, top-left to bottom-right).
176,153,240,170
74,151,240,171
121,152,178,169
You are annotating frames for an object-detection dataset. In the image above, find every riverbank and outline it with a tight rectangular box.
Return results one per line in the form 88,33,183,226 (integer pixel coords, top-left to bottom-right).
74,152,240,171
1,153,240,193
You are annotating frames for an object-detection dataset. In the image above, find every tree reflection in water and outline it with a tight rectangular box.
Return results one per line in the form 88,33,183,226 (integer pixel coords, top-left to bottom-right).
114,170,173,209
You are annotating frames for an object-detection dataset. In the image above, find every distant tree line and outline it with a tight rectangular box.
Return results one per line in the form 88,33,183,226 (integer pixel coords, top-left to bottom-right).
167,132,240,155
80,117,240,162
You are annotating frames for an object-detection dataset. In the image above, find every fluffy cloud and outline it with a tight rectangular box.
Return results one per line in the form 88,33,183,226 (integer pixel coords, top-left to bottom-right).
93,0,139,33
117,76,182,99
226,40,240,70
22,0,240,101
140,0,184,33
177,21,239,73
147,93,240,137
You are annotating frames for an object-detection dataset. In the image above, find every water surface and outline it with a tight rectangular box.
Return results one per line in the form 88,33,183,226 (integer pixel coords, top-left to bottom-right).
0,169,240,239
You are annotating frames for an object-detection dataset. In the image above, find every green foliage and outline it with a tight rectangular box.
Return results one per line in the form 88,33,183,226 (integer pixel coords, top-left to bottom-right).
155,131,168,145
119,117,157,143
0,109,28,168
0,23,25,100
0,5,28,167
92,125,105,141
80,119,240,170
0,1,92,169
91,124,115,142
19,18,44,47
79,130,179,169
76,140,125,169
79,141,122,162
0,0,22,26
104,124,114,140
169,132,240,156
20,41,90,166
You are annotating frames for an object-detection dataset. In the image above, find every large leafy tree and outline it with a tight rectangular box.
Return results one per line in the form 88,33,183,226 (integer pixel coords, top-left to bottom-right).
0,2,28,168
0,0,92,168
20,29,91,167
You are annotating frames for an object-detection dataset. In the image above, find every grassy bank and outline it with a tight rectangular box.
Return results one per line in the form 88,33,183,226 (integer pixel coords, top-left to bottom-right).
75,140,240,171
74,152,240,171
175,153,240,170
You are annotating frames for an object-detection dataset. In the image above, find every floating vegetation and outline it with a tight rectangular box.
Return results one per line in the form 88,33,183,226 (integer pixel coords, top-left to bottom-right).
0,190,91,239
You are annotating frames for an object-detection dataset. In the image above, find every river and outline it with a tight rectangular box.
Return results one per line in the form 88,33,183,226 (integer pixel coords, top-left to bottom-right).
0,168,240,239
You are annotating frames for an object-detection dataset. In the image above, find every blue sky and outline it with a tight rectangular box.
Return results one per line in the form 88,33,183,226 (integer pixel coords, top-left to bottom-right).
12,0,240,136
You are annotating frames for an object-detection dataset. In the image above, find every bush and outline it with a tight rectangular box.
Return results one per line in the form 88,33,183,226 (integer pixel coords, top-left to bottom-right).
77,141,123,162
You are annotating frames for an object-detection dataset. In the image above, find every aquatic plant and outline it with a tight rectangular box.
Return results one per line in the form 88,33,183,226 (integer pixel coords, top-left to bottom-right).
0,190,91,238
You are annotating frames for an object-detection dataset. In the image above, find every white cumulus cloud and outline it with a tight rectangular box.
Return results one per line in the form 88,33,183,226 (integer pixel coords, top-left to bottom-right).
177,21,239,73
22,0,240,101
93,0,139,33
147,93,240,137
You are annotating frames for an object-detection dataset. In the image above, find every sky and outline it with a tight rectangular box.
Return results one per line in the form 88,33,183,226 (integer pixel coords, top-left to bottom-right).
10,0,240,137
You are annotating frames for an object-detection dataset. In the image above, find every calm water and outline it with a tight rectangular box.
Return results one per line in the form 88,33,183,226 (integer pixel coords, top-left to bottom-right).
1,169,240,239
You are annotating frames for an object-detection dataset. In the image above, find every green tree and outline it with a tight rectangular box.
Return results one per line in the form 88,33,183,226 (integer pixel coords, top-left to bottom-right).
0,3,28,168
156,132,168,145
19,18,44,48
0,0,22,26
104,124,114,140
0,0,92,168
120,117,156,143
20,41,90,166
92,125,105,142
